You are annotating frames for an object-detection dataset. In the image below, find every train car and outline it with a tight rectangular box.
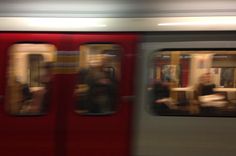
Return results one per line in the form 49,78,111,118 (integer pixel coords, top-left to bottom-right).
1,1,236,156
134,31,236,156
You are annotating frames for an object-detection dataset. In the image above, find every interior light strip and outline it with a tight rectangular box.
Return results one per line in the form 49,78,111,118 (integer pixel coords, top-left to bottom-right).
157,17,236,26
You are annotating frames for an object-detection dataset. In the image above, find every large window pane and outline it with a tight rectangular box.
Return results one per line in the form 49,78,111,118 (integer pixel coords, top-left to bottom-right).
149,50,236,117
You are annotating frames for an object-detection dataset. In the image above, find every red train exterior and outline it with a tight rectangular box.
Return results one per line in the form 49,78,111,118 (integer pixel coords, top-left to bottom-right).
0,33,138,156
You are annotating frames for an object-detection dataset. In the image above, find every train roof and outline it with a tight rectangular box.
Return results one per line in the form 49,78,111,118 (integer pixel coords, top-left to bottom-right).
1,0,236,18
0,0,236,32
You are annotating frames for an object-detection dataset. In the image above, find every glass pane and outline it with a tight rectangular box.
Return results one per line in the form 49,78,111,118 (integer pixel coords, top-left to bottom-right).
74,44,120,115
149,50,236,117
28,54,44,87
6,44,56,115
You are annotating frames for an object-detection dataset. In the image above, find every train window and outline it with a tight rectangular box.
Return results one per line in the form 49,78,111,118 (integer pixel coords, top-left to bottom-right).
6,44,56,115
148,50,236,117
74,44,120,115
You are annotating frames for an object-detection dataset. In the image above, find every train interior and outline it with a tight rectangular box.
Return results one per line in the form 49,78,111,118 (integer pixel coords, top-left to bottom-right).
5,43,122,116
149,50,236,116
6,44,56,115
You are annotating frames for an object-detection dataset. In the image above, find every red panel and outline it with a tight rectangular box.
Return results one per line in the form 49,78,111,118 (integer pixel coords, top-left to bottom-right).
0,33,138,156
65,34,138,156
0,33,65,156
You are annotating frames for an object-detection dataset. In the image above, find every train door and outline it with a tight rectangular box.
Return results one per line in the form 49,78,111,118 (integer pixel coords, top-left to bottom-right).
134,33,236,156
62,34,137,156
0,33,64,156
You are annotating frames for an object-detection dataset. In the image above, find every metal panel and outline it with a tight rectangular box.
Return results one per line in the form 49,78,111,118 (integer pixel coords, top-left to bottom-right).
133,35,236,156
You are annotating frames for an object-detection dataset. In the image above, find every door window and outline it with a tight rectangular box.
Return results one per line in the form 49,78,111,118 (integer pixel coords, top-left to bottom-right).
6,44,56,115
74,44,121,115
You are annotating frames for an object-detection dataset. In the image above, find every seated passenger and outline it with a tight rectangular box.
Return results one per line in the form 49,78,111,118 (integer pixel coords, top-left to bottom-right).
198,73,216,96
151,80,176,114
22,84,33,103
197,72,226,108
153,81,170,101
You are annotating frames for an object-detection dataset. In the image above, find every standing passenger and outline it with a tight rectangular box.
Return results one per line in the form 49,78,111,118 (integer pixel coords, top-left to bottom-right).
39,62,54,113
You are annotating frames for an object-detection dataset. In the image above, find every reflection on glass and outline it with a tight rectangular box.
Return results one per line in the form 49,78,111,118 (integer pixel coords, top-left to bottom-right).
74,44,120,115
149,51,236,117
6,44,55,115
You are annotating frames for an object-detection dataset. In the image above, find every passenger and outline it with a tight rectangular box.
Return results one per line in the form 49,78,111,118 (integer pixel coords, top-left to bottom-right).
89,66,117,113
74,68,90,112
20,83,33,112
22,84,33,101
11,77,29,113
31,62,53,113
197,72,226,108
151,80,174,115
39,62,53,113
197,72,216,96
76,57,117,114
153,80,170,100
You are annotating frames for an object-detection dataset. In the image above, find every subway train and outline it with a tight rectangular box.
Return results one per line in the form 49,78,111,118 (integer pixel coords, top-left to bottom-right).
1,1,236,156
1,17,236,156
